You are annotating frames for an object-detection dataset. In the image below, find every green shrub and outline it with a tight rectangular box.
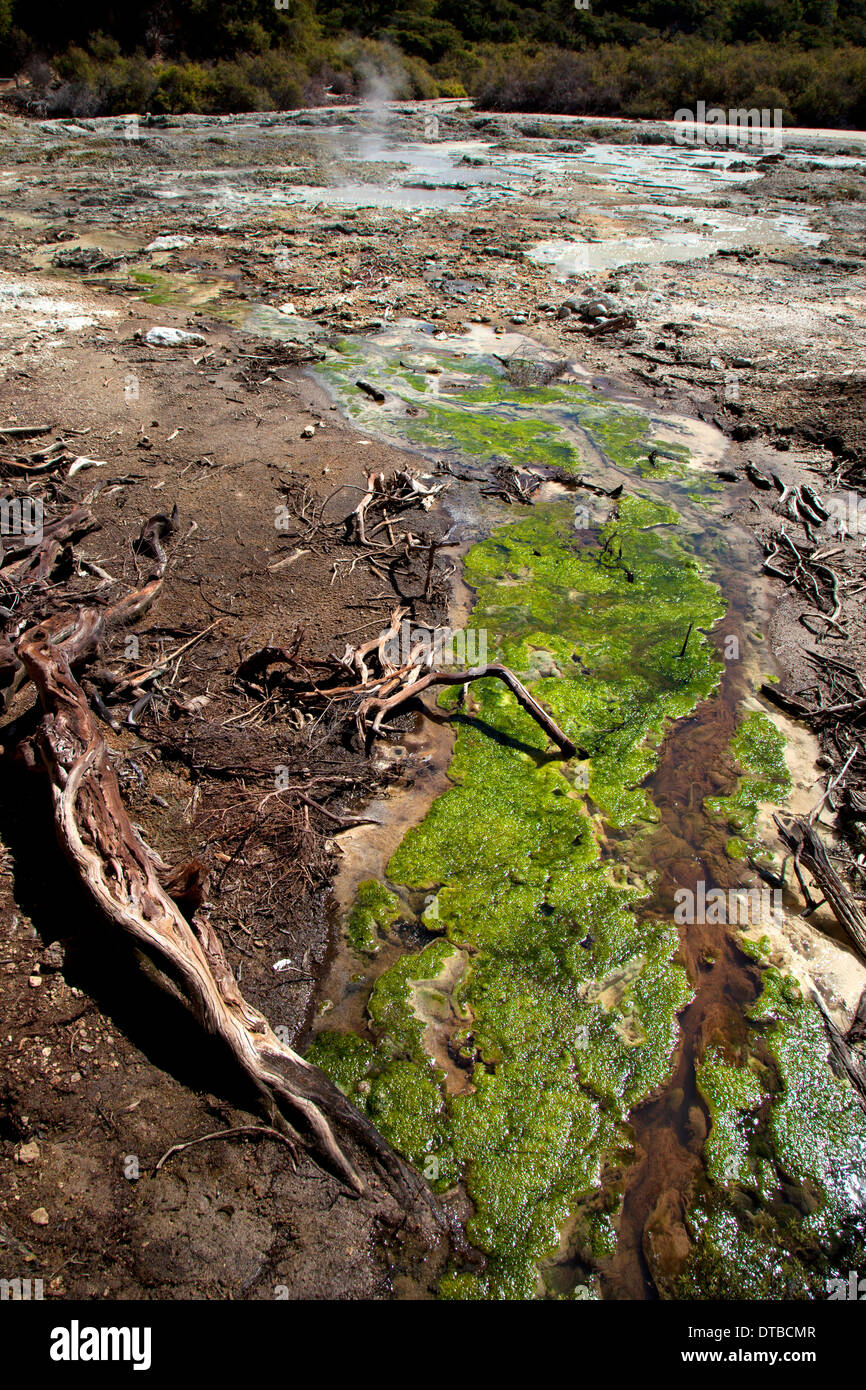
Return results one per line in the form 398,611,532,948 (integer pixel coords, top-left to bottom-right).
436,76,467,97
151,62,216,114
209,60,265,112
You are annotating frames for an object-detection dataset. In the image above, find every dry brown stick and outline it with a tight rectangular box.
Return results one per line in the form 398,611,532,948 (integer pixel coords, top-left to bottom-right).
345,470,383,545
111,620,221,694
774,813,866,963
359,662,579,758
808,746,859,824
810,991,866,1106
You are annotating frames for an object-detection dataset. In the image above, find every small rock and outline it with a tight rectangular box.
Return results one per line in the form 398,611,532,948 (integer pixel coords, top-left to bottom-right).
41,943,64,971
29,1208,50,1226
16,1141,40,1165
142,327,206,347
28,974,42,988
145,235,193,253
300,424,315,438
576,295,619,322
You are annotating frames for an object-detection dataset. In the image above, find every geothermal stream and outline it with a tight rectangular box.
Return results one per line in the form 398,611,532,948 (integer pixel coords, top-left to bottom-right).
305,319,833,1298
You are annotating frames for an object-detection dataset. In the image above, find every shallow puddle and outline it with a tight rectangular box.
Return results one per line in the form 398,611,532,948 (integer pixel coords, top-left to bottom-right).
530,205,824,275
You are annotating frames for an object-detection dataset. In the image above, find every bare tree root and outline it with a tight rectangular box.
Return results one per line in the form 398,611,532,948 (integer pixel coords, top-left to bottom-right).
1,498,432,1209
357,662,580,758
18,612,432,1203
248,609,581,758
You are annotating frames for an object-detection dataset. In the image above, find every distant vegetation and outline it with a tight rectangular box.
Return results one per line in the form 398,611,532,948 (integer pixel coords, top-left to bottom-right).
1,0,864,127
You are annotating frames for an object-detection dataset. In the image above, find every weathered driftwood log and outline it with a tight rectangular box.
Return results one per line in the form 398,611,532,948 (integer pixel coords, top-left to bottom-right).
774,813,866,964
17,607,428,1200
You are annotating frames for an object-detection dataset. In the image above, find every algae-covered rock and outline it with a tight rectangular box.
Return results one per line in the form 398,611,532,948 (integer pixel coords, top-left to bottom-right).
345,878,402,955
705,709,792,858
696,1047,767,1188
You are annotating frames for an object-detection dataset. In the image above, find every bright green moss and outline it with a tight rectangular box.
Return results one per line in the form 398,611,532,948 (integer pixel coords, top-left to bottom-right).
306,1029,375,1098
129,268,227,307
345,878,401,955
706,710,792,852
367,937,457,1065
403,403,582,471
674,1195,825,1300
696,1048,766,1188
750,971,866,1244
366,1060,448,1168
677,969,866,1297
455,498,725,827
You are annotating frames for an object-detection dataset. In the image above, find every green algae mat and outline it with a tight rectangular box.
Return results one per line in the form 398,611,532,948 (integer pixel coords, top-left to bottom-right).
309,329,866,1299
318,327,695,484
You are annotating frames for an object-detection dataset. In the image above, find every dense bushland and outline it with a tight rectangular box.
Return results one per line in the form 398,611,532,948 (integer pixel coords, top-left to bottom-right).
1,0,864,127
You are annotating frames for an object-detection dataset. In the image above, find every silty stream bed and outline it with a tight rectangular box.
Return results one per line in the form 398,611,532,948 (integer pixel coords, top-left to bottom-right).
304,322,866,1299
